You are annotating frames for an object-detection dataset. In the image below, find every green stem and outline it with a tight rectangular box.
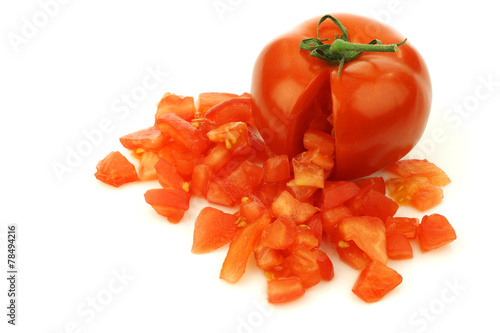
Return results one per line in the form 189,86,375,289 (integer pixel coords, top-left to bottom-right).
330,39,399,53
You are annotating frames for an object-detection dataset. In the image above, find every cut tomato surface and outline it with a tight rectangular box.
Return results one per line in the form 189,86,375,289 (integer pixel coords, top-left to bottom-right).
192,207,239,254
95,151,139,187
386,232,413,260
386,159,451,186
156,113,208,154
263,155,291,183
267,277,305,304
144,188,191,223
417,214,457,252
119,126,169,151
352,261,403,303
271,190,319,224
156,93,196,121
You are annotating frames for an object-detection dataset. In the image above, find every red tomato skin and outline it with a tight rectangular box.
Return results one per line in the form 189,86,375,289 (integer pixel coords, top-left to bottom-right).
417,214,457,252
251,13,431,180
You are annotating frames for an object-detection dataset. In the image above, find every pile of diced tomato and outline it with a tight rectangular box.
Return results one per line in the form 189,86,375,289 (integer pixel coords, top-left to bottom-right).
95,92,457,304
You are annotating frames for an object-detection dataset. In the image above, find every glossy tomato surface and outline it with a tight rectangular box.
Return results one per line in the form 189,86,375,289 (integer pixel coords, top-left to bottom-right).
251,13,432,180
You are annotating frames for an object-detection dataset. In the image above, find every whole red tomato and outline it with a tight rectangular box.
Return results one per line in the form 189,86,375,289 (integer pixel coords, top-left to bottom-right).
251,14,432,180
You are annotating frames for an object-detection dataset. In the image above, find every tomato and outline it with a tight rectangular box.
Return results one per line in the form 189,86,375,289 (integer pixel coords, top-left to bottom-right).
321,181,360,209
144,188,191,223
203,97,253,125
292,156,325,188
263,155,290,183
352,261,403,303
220,214,271,283
336,240,371,270
386,232,413,260
314,249,334,281
191,207,239,254
354,177,386,194
190,163,212,197
385,217,418,239
119,126,169,151
239,195,267,223
386,159,451,186
197,92,249,115
417,214,457,252
253,241,284,271
137,150,159,181
251,14,431,180
207,122,250,153
260,218,297,250
386,176,443,211
155,113,208,154
95,151,139,187
338,216,388,264
267,277,305,304
271,190,319,224
346,188,398,221
156,93,196,121
218,160,263,202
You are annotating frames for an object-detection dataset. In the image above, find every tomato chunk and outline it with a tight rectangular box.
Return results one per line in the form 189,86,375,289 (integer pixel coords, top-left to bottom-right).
144,188,190,223
314,249,334,281
204,97,253,124
385,217,419,239
95,151,139,187
190,164,212,197
338,216,388,264
260,218,297,250
137,150,159,181
417,214,457,252
192,207,239,254
322,181,360,209
197,92,247,115
156,113,208,154
219,160,263,202
271,191,319,224
207,122,250,153
303,129,335,156
220,214,271,283
253,241,284,271
263,155,291,183
386,232,413,260
267,277,305,304
119,126,169,151
336,240,372,270
347,188,398,221
386,176,443,211
386,159,451,186
281,245,321,288
352,261,403,303
156,93,196,121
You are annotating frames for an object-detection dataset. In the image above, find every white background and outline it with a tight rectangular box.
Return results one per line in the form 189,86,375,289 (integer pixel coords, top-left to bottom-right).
1,0,499,332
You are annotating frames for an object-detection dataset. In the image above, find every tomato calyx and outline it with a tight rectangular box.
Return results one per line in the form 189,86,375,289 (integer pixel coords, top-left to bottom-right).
299,14,407,76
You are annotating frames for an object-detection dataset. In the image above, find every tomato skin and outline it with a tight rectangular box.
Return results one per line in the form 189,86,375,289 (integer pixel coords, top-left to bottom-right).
251,13,431,180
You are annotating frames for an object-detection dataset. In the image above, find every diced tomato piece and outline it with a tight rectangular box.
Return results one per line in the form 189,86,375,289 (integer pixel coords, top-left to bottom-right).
281,245,321,288
271,190,319,224
314,249,334,281
386,159,451,186
309,152,334,171
354,177,386,194
303,214,323,247
95,151,139,187
352,261,403,303
292,157,325,188
220,214,271,283
386,232,413,260
386,176,443,211
144,188,190,223
254,181,288,207
239,195,267,223
292,226,319,250
191,164,212,197
253,241,284,270
417,214,457,252
322,181,361,209
261,218,297,250
206,180,234,207
247,124,274,161
321,205,353,242
286,179,318,202
347,188,398,221
263,155,290,183
191,207,239,254
216,160,263,202
203,142,232,173
137,150,159,181
207,122,250,153
154,158,184,190
172,149,204,179
385,217,419,239
204,97,253,124
336,240,372,270
303,129,335,156
338,216,388,264
155,113,208,154
267,277,305,304
156,93,196,121
119,126,169,151
197,92,242,115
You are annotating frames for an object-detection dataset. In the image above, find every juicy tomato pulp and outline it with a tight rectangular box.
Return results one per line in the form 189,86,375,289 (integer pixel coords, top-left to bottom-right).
251,13,432,180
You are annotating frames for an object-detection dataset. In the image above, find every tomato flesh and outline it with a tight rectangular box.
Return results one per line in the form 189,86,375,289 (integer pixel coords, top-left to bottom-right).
144,188,191,223
417,214,457,252
192,207,239,254
267,277,305,304
352,261,403,303
95,151,139,187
